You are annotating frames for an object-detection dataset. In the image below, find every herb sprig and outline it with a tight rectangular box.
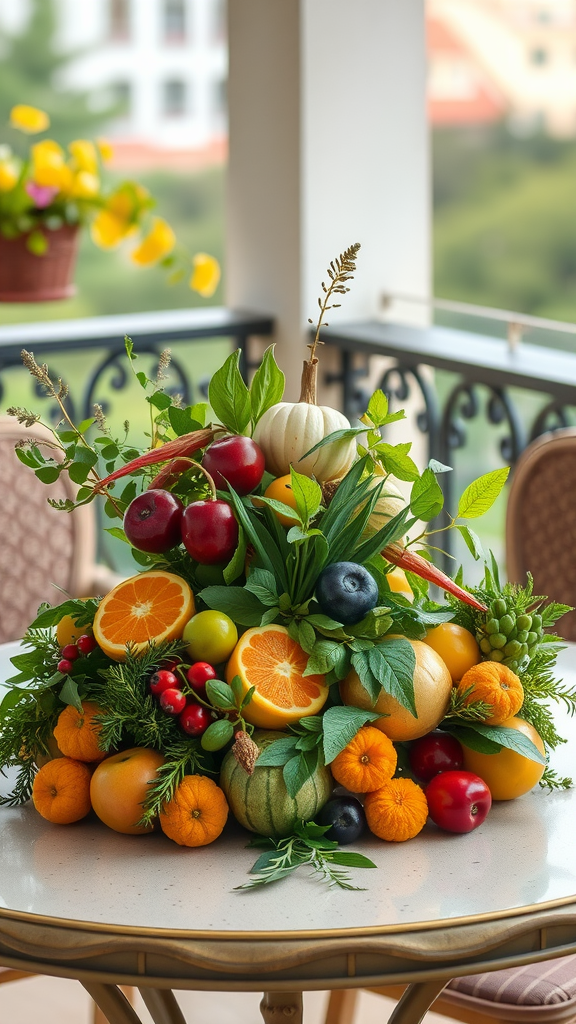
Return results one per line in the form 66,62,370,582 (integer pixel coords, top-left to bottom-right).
236,820,376,891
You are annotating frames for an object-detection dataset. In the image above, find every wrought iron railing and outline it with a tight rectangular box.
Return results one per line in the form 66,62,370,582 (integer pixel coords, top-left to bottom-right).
0,307,274,422
319,318,576,568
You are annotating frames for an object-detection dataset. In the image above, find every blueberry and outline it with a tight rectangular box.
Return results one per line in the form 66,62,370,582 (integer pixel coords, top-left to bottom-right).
315,561,379,624
318,796,366,845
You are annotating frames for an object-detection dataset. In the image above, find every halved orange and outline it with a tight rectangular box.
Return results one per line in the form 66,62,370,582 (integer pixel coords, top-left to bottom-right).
226,625,329,729
93,571,195,661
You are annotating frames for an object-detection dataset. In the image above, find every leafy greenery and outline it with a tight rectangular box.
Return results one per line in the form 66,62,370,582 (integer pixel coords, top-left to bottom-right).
236,820,377,891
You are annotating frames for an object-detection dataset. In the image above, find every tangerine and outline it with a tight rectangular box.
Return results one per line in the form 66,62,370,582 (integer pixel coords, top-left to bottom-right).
32,758,92,824
262,475,300,528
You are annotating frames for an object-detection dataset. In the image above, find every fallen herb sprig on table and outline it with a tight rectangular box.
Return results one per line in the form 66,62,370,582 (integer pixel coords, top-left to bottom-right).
235,820,377,891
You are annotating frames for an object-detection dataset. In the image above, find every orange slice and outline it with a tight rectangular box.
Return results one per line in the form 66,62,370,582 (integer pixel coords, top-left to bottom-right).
226,625,329,729
93,571,195,661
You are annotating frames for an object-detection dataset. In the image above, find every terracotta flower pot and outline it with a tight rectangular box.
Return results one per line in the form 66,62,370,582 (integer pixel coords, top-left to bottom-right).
0,224,80,302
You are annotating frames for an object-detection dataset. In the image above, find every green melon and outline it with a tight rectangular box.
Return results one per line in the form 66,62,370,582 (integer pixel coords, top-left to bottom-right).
220,730,332,839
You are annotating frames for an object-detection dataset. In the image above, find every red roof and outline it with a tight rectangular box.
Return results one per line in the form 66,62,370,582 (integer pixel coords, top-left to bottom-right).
427,15,506,126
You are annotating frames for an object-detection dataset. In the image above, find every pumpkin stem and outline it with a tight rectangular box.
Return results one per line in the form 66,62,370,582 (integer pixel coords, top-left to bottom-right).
299,358,318,404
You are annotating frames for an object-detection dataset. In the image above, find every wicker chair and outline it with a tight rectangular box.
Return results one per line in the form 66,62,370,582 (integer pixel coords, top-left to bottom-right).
506,428,576,641
0,416,122,643
325,430,576,1024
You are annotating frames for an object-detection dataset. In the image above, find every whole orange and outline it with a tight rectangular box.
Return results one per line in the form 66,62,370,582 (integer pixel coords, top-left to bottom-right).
262,475,299,528
90,747,165,834
340,638,452,741
461,717,546,801
423,622,480,682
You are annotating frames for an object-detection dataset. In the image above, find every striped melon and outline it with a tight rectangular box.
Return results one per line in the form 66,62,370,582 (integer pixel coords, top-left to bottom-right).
220,730,332,838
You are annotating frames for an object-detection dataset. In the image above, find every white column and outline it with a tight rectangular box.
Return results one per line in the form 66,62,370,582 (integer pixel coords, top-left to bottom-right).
226,0,430,406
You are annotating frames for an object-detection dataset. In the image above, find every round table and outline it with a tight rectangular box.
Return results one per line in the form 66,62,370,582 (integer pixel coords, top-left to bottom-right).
1,640,576,1024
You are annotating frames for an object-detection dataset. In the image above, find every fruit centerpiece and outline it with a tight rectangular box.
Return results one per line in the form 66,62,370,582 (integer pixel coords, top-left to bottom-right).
1,244,574,890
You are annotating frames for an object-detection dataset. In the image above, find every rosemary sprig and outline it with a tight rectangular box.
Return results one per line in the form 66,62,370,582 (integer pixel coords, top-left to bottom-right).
235,820,376,891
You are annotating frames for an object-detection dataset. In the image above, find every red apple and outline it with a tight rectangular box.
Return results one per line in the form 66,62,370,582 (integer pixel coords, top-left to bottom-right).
426,770,492,833
181,499,238,564
409,731,464,782
201,436,265,495
124,489,184,553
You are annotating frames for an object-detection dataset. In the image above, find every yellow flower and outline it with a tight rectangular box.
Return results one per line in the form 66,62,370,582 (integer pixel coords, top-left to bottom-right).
70,171,100,198
10,104,50,134
96,138,114,162
31,140,72,190
68,139,98,175
131,217,175,265
91,209,132,249
189,253,221,297
0,160,19,192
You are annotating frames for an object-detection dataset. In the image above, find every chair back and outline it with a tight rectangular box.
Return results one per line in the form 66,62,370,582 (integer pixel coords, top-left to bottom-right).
506,429,576,641
0,416,96,643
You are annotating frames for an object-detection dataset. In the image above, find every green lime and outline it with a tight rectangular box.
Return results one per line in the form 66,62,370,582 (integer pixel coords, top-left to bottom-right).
183,610,238,665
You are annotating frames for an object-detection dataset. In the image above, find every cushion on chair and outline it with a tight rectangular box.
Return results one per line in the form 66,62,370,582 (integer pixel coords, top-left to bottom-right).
444,955,576,1021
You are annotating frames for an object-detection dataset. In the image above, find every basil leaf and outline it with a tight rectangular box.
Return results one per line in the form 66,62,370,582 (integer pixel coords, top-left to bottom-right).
410,468,444,521
249,345,285,426
208,350,251,434
198,585,266,627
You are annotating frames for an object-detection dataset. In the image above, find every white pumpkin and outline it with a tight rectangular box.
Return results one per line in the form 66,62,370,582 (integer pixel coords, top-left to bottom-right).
253,401,356,483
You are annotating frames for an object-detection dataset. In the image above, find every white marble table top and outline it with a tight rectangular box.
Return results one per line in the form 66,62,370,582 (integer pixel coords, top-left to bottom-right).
1,640,575,936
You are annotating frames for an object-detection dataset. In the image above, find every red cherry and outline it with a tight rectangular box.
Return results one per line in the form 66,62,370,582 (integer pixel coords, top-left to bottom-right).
409,732,464,782
186,662,217,696
181,499,239,565
124,489,184,554
60,643,79,661
57,659,74,674
159,688,187,715
150,669,179,696
179,703,212,736
201,436,265,496
426,770,492,833
76,635,97,655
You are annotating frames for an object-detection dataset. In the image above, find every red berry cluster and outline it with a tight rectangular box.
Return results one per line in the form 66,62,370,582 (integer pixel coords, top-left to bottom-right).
149,660,218,737
56,634,97,674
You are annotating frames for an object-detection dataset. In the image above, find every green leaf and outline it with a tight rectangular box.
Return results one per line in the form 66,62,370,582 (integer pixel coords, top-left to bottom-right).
147,391,173,411
226,486,287,589
472,722,546,764
322,705,383,763
58,676,83,712
283,747,319,797
410,468,444,521
105,527,130,544
329,852,377,869
257,495,303,526
35,465,61,484
351,639,416,715
442,724,502,754
168,406,204,436
457,525,484,561
245,568,279,607
249,345,285,426
297,618,317,654
223,527,248,585
198,585,266,627
68,461,91,485
208,350,251,434
301,427,367,459
289,468,322,526
303,639,343,676
347,606,393,640
201,719,235,751
457,468,510,519
255,737,299,767
366,389,389,426
375,442,420,482
205,679,236,710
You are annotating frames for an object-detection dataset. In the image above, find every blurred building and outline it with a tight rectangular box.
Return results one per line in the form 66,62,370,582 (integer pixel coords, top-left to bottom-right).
428,0,576,136
1,0,228,168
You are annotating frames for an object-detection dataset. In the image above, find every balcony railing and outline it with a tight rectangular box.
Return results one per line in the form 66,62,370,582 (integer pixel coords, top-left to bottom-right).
0,307,274,422
320,318,576,567
2,305,575,573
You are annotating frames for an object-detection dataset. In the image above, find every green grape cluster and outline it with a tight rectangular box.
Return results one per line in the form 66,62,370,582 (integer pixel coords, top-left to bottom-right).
476,597,543,673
